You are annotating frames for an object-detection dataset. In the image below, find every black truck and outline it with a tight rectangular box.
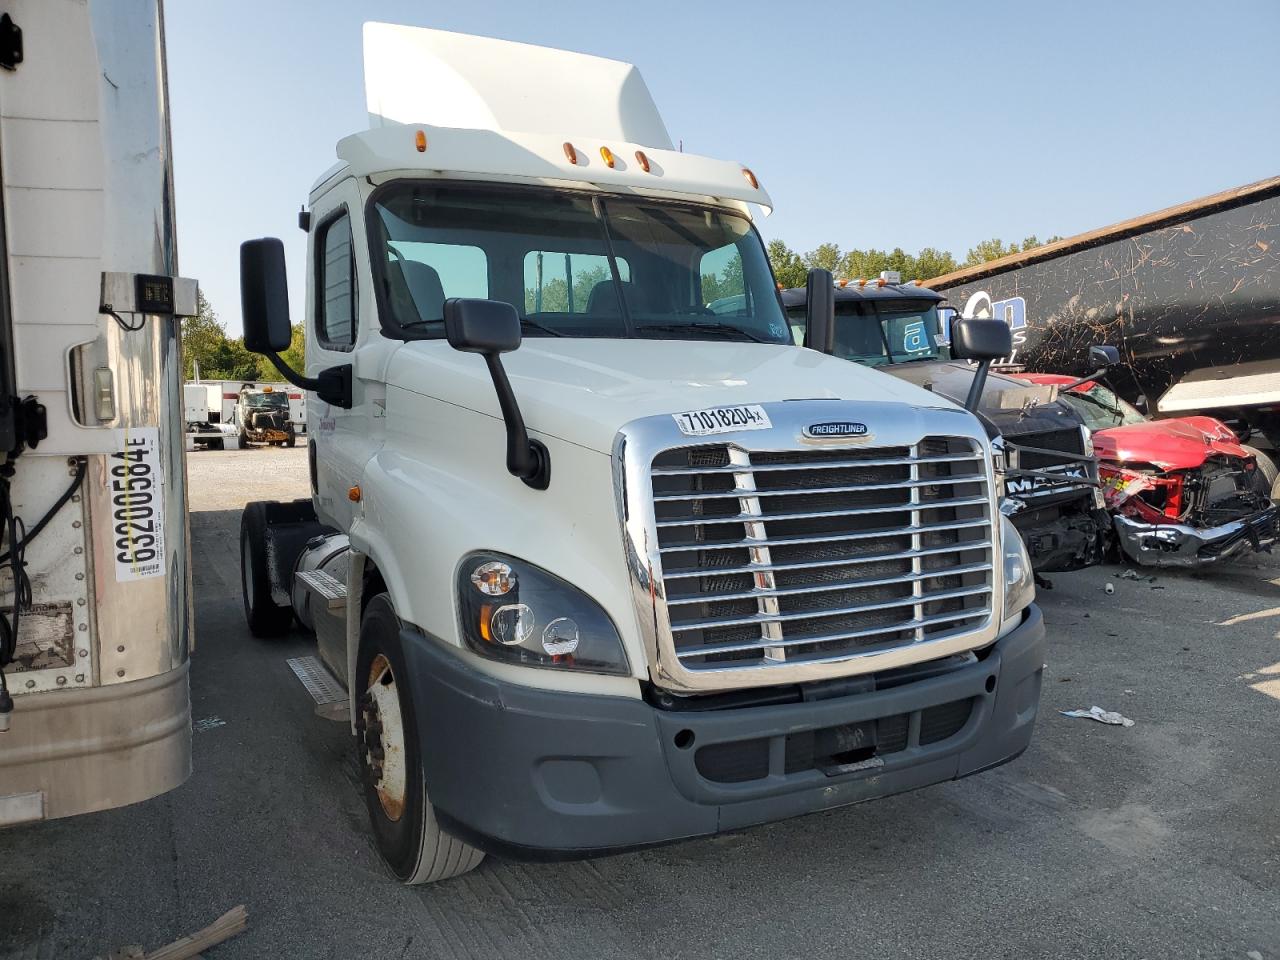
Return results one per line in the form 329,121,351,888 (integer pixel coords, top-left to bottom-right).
925,175,1280,450
782,279,1107,573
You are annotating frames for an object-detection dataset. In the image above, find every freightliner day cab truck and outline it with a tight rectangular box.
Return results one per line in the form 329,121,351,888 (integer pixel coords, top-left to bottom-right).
0,0,196,825
238,24,1045,883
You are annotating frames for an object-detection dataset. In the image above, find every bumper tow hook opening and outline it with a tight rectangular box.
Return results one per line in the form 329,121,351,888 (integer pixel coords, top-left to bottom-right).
985,675,997,694
673,729,695,750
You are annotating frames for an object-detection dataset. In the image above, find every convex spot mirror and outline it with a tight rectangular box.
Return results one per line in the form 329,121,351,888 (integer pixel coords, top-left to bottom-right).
950,317,1013,362
443,298,522,355
1090,344,1120,369
240,238,292,353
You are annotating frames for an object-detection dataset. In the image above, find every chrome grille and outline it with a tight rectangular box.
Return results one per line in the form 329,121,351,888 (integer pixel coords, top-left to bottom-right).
650,438,994,671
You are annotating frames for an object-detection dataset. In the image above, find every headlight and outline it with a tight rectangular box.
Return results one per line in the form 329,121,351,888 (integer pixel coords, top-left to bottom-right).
1001,515,1035,620
457,553,630,675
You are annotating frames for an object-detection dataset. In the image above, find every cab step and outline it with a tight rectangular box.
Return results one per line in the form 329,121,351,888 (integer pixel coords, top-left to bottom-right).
294,569,347,609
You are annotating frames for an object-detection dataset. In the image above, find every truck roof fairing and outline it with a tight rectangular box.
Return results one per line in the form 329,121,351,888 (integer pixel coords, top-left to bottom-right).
363,23,673,148
312,24,773,215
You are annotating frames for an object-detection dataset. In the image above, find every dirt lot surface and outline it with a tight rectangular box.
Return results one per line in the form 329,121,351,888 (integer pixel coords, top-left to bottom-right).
3,444,1279,959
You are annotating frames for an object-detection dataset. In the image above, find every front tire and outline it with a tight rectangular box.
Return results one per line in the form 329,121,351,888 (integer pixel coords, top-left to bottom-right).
240,502,294,638
356,594,484,884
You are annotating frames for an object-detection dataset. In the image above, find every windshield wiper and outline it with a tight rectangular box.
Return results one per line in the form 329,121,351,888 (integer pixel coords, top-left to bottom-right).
636,321,769,343
519,316,565,338
400,315,565,339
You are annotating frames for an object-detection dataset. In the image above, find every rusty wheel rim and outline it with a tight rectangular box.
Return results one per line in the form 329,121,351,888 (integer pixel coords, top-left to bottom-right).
361,653,408,822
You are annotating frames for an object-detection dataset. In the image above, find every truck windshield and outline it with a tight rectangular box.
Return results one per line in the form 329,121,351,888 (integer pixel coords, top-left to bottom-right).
369,183,789,344
784,301,949,365
244,392,287,410
830,302,949,367
1056,384,1147,429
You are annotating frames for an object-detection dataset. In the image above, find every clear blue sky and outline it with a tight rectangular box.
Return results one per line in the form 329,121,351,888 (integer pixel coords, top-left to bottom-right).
166,0,1280,334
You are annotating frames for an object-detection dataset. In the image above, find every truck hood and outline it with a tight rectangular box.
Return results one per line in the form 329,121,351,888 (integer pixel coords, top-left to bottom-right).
1093,416,1250,471
879,360,1082,439
388,339,959,453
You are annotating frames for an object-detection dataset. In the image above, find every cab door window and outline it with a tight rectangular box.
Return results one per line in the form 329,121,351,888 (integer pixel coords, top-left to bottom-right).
317,212,357,350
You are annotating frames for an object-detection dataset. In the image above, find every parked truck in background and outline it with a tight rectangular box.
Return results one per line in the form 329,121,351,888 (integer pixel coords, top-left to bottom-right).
236,24,1045,884
925,176,1280,456
783,277,1108,574
232,384,296,447
0,0,196,825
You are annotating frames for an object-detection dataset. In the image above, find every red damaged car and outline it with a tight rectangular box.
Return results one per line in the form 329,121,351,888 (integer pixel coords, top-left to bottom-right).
1011,374,1279,567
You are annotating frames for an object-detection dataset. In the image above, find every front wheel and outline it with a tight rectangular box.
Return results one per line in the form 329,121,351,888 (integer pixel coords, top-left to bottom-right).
356,594,484,884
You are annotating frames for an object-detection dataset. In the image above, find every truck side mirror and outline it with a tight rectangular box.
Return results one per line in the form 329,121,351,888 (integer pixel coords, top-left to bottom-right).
1089,344,1120,370
240,238,293,353
949,318,1012,413
443,297,522,354
803,268,835,354
443,299,549,490
239,237,353,409
950,318,1013,362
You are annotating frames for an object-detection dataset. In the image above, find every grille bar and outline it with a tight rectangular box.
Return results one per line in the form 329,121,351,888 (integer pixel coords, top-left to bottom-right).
676,608,989,660
658,517,990,555
660,539,994,580
669,584,993,633
655,495,989,528
665,561,992,607
652,452,984,477
650,435,995,672
653,476,983,502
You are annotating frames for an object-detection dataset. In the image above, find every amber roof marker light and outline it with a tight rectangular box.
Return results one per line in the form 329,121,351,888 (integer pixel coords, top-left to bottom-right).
563,142,578,164
600,145,616,168
741,167,759,189
635,150,651,173
414,129,427,152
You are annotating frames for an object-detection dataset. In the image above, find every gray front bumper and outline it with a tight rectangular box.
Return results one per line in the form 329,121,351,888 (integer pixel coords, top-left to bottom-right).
1114,506,1279,567
402,605,1046,858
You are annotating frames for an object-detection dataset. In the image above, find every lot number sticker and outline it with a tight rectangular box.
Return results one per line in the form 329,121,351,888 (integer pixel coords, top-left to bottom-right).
109,426,165,582
672,404,772,436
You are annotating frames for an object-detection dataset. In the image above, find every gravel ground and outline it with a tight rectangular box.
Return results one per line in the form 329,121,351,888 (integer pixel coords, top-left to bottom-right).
3,444,1279,960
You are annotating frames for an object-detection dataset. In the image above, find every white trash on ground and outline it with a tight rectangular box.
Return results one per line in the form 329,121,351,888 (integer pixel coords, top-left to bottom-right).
1060,706,1136,727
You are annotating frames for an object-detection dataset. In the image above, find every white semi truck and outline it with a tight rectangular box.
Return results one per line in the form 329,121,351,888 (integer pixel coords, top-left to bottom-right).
0,0,196,824
238,24,1045,883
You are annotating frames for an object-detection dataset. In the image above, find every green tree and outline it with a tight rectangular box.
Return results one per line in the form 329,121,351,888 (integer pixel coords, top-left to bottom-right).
181,291,229,380
964,238,1021,267
278,324,305,373
803,242,842,274
766,239,807,289
913,247,960,281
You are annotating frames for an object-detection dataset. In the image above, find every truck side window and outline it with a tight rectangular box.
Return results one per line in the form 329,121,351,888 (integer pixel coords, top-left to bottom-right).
317,212,357,349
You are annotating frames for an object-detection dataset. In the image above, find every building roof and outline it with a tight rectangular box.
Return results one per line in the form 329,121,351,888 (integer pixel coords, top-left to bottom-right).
924,174,1280,290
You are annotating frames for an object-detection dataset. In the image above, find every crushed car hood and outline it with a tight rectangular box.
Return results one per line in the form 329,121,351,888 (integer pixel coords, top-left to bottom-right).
1093,416,1249,471
387,339,960,453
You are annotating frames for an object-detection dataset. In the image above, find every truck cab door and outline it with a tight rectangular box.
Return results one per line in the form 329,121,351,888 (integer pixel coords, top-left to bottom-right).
307,183,382,529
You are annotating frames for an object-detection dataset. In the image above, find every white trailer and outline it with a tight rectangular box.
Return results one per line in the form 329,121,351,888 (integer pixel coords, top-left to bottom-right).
237,24,1044,884
0,0,196,824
